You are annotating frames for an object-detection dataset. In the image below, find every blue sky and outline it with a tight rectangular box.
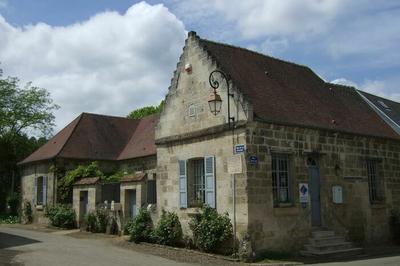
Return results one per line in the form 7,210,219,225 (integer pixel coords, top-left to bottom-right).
0,0,399,132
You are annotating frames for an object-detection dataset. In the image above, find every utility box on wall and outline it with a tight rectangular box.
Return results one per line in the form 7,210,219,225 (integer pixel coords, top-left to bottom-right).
332,185,343,204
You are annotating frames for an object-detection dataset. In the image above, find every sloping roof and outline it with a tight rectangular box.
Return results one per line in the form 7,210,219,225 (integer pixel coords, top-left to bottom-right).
118,114,158,160
358,90,400,135
198,36,400,140
73,177,100,186
121,172,146,182
19,113,158,165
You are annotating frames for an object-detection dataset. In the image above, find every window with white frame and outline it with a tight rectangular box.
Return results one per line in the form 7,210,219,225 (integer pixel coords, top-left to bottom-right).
367,160,381,203
271,154,291,206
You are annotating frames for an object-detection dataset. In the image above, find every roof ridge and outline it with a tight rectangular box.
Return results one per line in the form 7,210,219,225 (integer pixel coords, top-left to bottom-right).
54,113,84,159
199,38,312,70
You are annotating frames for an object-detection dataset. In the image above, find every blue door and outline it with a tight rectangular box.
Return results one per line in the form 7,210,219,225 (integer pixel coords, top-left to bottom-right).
130,190,137,219
309,158,321,226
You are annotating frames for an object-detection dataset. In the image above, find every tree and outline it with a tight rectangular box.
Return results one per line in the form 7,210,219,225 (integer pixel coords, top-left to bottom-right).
127,100,164,120
0,68,59,210
0,74,59,139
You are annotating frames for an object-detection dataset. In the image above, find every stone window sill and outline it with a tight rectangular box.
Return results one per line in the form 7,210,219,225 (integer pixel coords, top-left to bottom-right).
370,202,386,209
36,205,44,211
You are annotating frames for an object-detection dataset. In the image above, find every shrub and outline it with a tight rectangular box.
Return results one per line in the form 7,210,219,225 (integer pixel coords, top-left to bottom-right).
152,210,183,246
123,219,135,235
84,209,108,233
189,206,233,253
44,204,76,229
130,208,153,243
0,215,19,224
6,192,19,216
23,201,33,224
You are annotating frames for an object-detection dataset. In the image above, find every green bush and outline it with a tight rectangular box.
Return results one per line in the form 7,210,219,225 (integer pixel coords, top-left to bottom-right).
123,219,135,235
44,204,76,229
130,208,153,243
23,201,33,224
189,206,233,253
6,192,19,216
84,209,109,233
0,215,19,224
152,210,182,246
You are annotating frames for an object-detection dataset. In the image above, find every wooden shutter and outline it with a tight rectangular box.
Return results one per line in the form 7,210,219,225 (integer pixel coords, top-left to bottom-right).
178,160,187,208
204,156,216,208
42,176,47,205
33,177,38,205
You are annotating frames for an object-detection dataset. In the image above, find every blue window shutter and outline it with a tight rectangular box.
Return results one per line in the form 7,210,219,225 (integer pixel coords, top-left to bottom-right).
179,160,187,208
33,177,38,205
42,176,47,205
204,156,216,208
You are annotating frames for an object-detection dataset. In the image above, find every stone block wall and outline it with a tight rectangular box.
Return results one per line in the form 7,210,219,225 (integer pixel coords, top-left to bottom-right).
156,128,249,239
20,162,56,223
245,121,400,251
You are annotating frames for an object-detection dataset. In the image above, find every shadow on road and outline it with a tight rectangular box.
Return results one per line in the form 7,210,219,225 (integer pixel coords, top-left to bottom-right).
0,232,40,249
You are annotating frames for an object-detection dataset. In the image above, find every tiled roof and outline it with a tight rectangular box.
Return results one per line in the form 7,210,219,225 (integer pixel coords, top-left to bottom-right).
121,172,146,182
198,36,400,140
19,113,158,165
73,177,100,186
358,90,400,134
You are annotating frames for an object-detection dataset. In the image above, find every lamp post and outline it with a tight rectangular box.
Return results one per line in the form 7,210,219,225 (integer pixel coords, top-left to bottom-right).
208,70,235,128
207,69,237,256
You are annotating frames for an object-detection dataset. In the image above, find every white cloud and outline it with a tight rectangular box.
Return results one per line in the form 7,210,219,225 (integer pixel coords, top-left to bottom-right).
331,78,358,88
0,2,186,132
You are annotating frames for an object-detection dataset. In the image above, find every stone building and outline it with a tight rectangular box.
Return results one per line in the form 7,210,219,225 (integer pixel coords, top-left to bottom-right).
18,112,158,223
19,31,400,254
155,31,400,253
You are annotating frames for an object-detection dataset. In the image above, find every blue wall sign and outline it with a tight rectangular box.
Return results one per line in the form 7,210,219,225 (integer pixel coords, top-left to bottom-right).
234,144,246,154
249,155,258,165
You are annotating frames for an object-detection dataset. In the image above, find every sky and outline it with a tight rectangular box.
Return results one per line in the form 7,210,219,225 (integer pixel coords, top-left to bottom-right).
0,0,399,134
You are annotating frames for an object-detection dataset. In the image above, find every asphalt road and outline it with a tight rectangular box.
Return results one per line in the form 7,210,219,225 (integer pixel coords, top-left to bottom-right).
0,227,194,266
1,226,400,266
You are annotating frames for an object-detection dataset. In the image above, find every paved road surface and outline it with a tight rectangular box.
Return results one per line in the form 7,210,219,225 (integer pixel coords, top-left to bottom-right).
2,226,400,266
0,227,194,266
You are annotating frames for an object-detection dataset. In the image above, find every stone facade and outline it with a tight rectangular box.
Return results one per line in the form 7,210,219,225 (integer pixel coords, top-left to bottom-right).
155,32,400,253
245,121,400,251
73,183,101,225
21,155,157,223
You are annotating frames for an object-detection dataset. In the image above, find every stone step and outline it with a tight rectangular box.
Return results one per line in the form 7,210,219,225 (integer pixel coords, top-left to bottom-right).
309,236,346,245
305,242,354,252
300,247,364,258
312,230,335,238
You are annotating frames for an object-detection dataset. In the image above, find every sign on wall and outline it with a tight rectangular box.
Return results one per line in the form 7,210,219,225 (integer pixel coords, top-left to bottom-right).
299,183,309,203
332,185,343,204
234,144,246,154
227,154,243,174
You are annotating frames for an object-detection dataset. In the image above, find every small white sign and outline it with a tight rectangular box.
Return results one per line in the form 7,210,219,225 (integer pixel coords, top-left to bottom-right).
332,186,343,204
227,154,243,174
299,183,309,203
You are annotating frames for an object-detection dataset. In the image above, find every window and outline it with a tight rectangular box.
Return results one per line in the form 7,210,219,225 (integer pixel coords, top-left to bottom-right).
147,175,157,204
367,160,380,203
34,176,47,206
178,156,215,209
271,154,291,206
190,159,205,206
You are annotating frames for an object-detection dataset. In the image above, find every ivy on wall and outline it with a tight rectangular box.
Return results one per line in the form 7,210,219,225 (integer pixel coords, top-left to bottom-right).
57,161,125,204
